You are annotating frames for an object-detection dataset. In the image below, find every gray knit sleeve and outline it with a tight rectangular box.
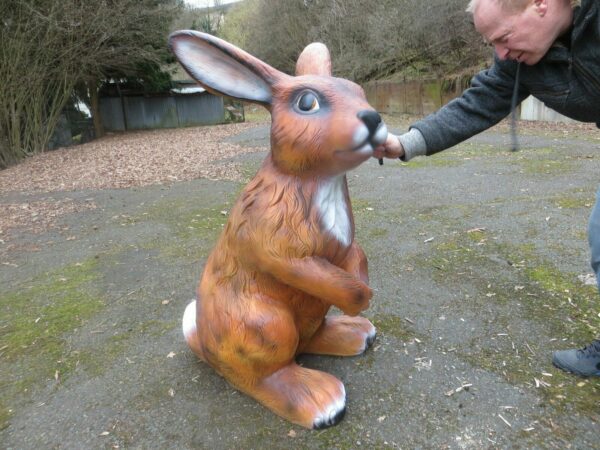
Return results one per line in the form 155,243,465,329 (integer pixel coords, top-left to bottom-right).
411,57,527,155
398,128,427,161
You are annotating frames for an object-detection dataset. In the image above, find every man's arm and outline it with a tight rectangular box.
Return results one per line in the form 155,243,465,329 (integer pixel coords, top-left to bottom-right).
376,58,529,161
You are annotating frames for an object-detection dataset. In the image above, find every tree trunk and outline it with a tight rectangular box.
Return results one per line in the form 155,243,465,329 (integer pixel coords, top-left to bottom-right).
89,81,104,139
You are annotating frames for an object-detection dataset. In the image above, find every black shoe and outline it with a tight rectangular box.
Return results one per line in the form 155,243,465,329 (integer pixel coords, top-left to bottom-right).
552,339,600,377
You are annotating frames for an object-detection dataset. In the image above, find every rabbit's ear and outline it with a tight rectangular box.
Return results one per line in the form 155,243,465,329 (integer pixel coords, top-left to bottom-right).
169,31,283,106
295,43,332,77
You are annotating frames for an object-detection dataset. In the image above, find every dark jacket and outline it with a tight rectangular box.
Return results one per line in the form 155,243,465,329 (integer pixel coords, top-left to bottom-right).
412,0,600,155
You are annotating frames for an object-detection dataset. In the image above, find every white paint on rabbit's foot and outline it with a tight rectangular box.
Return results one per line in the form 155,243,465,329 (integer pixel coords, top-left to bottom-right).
359,324,377,354
312,385,347,429
182,300,197,342
315,176,351,246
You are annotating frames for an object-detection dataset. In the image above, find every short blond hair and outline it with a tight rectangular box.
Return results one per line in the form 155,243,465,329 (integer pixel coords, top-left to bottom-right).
466,0,580,14
466,0,529,13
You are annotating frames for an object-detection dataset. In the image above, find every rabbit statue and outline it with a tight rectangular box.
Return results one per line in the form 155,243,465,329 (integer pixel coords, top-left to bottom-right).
169,31,388,429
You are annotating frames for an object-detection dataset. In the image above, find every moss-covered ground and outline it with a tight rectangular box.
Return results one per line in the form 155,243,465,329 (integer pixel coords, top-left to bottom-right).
1,120,599,448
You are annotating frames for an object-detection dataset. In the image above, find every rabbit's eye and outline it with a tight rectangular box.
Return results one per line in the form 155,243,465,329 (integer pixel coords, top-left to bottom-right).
296,92,320,113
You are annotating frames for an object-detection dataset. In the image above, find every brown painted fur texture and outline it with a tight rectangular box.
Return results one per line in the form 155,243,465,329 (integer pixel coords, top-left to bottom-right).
170,32,388,429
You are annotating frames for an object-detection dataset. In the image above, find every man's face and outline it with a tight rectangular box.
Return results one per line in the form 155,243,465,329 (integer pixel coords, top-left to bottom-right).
473,0,564,65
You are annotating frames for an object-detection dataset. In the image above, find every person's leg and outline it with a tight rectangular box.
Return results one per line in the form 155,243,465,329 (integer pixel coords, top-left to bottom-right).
591,187,600,285
552,187,600,377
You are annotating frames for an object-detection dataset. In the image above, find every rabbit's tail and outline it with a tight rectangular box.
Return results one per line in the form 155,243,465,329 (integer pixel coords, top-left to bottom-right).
182,299,205,361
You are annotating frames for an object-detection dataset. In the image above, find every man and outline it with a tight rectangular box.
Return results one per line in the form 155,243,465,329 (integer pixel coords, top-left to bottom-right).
375,0,600,377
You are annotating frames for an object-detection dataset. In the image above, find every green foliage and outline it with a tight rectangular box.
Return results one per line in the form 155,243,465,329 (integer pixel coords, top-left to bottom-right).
220,0,489,81
220,0,259,49
192,16,213,34
173,0,226,36
100,62,173,96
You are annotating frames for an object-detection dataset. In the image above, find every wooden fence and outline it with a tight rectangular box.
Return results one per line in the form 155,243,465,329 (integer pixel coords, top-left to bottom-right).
365,76,576,123
364,76,472,116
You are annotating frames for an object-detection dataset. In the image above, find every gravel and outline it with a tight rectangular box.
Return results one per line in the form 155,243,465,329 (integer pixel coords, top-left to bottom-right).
0,122,268,241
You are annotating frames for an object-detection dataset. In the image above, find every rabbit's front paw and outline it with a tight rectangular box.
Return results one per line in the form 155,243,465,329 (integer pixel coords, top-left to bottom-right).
342,284,372,316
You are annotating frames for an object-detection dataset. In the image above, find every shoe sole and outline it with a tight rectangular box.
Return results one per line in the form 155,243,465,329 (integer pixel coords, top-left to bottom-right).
552,360,600,378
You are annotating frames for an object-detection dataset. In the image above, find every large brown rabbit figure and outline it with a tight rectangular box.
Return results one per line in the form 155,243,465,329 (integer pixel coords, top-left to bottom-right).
169,31,388,429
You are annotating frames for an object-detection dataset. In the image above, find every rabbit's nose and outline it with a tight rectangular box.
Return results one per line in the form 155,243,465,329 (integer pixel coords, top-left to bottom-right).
357,110,382,135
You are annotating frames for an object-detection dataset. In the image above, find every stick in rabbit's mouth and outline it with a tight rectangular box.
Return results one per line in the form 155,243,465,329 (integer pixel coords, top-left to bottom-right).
373,123,388,165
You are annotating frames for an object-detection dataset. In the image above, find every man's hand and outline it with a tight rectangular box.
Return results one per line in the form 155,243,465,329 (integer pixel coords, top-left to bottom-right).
373,133,405,160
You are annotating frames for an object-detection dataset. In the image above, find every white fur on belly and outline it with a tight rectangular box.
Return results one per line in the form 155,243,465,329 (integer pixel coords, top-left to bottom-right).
315,176,351,246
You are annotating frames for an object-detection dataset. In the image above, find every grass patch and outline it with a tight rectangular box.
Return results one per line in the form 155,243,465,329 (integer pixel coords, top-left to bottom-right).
243,104,271,124
371,313,422,342
0,259,104,430
139,199,232,260
237,160,261,183
350,198,375,213
553,196,594,209
137,319,178,337
309,423,390,450
0,259,102,362
400,155,463,169
413,231,599,414
446,143,506,158
519,157,574,175
74,334,130,378
0,406,10,431
368,227,389,239
76,319,177,378
171,208,229,242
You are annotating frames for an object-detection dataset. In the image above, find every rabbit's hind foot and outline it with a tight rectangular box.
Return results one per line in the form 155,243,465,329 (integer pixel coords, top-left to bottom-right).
312,394,347,429
252,363,346,429
182,300,205,361
302,315,376,356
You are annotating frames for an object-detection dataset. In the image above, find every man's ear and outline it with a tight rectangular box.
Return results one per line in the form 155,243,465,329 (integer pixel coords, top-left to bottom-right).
533,0,548,16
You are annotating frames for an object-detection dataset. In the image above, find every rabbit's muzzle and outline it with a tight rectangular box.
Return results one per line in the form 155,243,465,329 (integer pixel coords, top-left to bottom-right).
353,110,388,154
357,110,382,136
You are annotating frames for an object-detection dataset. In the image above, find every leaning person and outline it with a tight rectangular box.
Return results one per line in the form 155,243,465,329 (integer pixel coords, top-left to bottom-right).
375,0,600,377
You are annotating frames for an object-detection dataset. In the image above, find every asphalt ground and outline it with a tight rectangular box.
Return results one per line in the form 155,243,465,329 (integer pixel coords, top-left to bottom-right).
1,122,599,449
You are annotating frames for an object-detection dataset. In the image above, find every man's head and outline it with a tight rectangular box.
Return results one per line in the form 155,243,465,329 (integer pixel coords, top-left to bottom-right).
467,0,574,65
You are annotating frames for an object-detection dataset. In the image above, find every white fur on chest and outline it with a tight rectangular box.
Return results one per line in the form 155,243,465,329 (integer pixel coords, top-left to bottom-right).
314,176,351,246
